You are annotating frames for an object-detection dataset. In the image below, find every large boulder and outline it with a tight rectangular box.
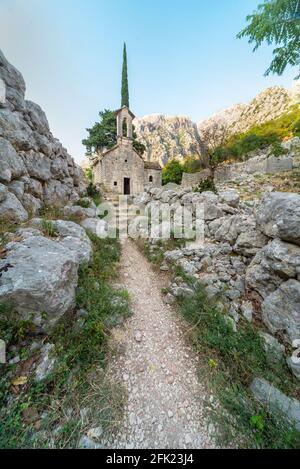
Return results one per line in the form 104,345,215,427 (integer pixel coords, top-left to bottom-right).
0,183,8,202
0,191,28,223
246,240,300,298
218,190,240,208
0,49,26,110
22,150,51,181
255,192,300,246
30,218,93,265
63,205,97,220
0,137,26,183
250,378,300,431
25,101,50,136
211,214,259,246
80,218,108,238
261,279,300,344
0,236,78,329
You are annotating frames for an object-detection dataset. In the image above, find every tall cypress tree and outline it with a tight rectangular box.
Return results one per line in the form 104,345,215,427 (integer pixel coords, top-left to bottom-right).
121,43,129,108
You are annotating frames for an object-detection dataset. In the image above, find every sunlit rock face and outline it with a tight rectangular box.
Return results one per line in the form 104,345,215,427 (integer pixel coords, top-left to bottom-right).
134,114,203,166
198,82,300,148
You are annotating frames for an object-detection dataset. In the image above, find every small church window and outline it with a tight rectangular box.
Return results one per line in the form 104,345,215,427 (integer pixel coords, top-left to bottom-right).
114,181,117,186
149,175,153,182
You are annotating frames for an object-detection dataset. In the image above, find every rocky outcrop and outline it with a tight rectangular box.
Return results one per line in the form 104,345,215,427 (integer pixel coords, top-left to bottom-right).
133,186,300,348
255,192,300,246
134,81,300,168
198,81,300,148
0,220,92,330
250,378,300,431
134,115,203,166
0,49,87,223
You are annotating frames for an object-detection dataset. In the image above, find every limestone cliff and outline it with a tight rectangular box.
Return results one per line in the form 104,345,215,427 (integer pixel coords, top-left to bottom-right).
135,81,300,166
0,49,87,223
198,81,300,148
133,114,202,166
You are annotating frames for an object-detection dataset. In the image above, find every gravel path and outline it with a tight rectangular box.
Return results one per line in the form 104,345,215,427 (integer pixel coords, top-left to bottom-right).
104,239,216,449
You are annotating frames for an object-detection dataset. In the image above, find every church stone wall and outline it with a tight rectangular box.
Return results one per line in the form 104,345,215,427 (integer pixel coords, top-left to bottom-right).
145,168,162,187
99,145,145,195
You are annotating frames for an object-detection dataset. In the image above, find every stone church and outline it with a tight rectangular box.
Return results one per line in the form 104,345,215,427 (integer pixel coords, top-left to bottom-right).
92,106,162,195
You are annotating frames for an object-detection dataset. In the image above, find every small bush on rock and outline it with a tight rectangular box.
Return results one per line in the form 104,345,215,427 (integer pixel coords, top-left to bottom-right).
193,178,217,193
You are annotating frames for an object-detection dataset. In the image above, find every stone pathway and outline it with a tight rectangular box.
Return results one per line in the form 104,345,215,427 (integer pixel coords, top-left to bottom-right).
103,239,216,449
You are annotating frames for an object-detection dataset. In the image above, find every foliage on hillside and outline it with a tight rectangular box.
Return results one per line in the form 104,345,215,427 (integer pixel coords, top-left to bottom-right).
82,109,145,157
212,104,300,164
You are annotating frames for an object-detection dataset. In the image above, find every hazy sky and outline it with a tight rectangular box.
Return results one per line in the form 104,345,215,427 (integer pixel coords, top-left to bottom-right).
0,0,298,163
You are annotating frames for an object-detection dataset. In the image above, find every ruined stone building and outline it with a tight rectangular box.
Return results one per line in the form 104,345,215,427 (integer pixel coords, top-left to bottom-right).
92,106,162,195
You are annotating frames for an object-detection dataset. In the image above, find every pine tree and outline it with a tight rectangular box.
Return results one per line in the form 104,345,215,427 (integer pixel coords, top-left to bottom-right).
121,42,129,108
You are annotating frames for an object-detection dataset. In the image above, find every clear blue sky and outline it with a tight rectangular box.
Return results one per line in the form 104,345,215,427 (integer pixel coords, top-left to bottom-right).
0,0,298,163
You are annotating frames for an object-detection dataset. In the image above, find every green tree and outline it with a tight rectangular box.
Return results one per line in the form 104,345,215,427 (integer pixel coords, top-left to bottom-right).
162,159,183,185
82,109,145,157
182,155,203,173
121,43,129,107
237,0,300,78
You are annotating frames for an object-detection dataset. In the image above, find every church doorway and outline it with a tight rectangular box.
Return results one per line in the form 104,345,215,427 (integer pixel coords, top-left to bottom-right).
124,177,130,195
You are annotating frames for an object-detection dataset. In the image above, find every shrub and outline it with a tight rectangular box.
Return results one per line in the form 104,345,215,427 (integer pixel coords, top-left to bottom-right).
162,159,183,185
182,156,202,174
193,178,217,193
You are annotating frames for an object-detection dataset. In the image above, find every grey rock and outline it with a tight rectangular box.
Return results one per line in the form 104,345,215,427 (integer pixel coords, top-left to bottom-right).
177,258,198,276
164,250,184,262
35,343,55,381
31,219,93,265
250,378,300,431
25,100,50,135
255,192,300,246
203,203,224,221
63,205,96,219
0,191,28,223
234,229,268,257
248,237,300,302
22,193,42,215
225,315,237,332
43,179,71,205
258,331,285,364
0,183,8,202
27,178,43,198
218,190,240,208
0,49,26,108
240,301,253,322
58,236,92,265
8,180,24,200
213,214,256,246
87,427,103,440
22,150,51,181
0,236,78,329
286,356,300,381
0,137,26,182
15,227,42,239
261,279,300,344
80,218,108,238
78,435,105,449
170,284,194,298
